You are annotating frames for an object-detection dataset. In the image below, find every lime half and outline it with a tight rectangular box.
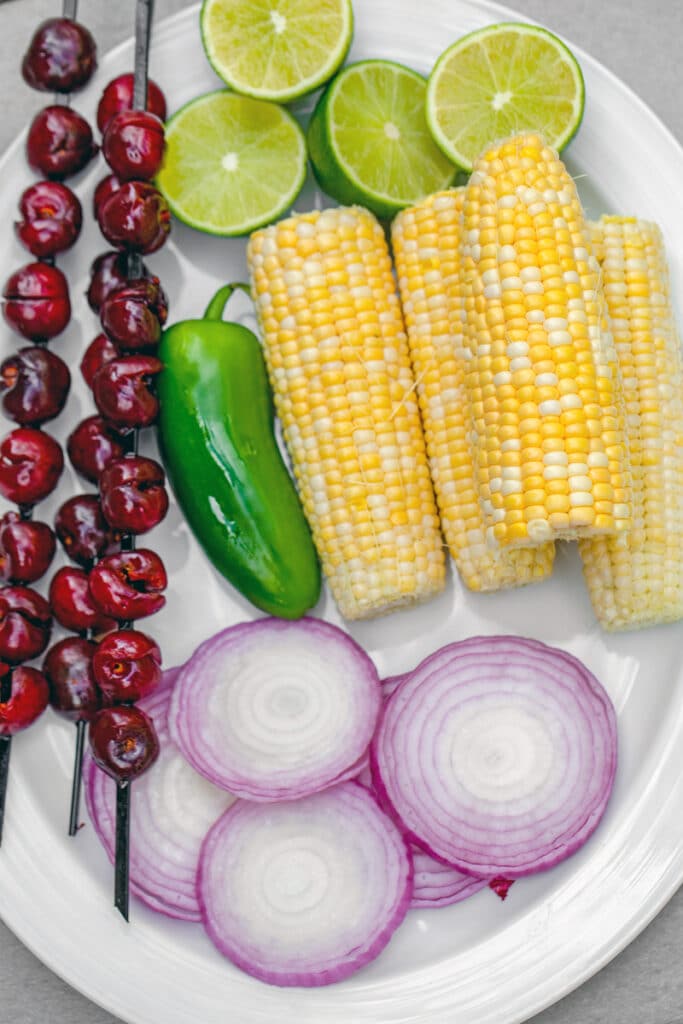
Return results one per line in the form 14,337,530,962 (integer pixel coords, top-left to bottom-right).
307,60,457,219
426,22,585,171
156,90,306,237
200,0,353,102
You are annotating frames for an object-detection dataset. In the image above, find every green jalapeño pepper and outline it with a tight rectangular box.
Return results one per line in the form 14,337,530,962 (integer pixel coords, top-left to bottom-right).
157,283,321,619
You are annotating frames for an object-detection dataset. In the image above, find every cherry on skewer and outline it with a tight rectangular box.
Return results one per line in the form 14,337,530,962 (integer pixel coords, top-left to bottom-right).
22,17,97,94
3,262,71,343
0,512,55,584
55,494,119,567
97,73,166,134
16,181,82,259
26,105,97,181
0,346,71,426
0,664,49,844
67,415,126,484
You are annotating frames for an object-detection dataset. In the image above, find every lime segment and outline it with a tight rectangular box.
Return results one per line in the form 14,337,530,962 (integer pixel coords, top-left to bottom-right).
307,60,456,219
156,89,307,237
200,0,353,102
426,22,585,171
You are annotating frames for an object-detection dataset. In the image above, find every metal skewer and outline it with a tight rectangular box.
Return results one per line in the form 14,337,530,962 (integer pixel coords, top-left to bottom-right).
113,0,155,923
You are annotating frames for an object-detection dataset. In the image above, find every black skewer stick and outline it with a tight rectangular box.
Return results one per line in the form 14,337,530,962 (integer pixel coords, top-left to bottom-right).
112,0,155,923
67,718,87,836
0,670,13,846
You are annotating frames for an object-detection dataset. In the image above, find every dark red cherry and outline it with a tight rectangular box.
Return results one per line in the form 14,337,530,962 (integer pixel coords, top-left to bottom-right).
102,110,165,181
0,428,64,507
88,549,167,622
0,512,55,585
67,415,126,483
86,250,150,314
26,105,97,181
43,637,100,722
92,174,122,222
55,494,119,568
99,456,168,534
22,18,97,94
80,334,118,390
3,262,70,342
49,566,117,634
16,180,82,259
0,346,70,425
0,666,49,736
96,180,170,254
0,586,52,663
100,279,168,353
92,355,162,431
89,704,159,782
93,629,161,704
96,74,167,134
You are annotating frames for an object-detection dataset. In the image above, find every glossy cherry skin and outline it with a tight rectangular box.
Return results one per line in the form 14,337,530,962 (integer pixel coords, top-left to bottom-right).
22,18,97,94
100,279,168,353
3,263,70,342
67,415,126,483
43,637,100,722
86,250,150,314
102,110,165,181
0,512,55,585
97,180,170,254
99,456,168,535
16,181,82,259
97,74,167,134
49,566,117,635
93,629,161,705
92,174,122,222
26,105,97,181
55,494,119,567
0,586,52,663
92,355,162,431
0,347,70,426
0,666,50,737
0,428,64,507
89,704,159,783
89,549,167,622
80,334,117,390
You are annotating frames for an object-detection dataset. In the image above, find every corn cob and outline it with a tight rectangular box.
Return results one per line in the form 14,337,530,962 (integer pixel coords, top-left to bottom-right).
459,132,631,549
392,189,555,591
246,205,446,620
579,216,683,629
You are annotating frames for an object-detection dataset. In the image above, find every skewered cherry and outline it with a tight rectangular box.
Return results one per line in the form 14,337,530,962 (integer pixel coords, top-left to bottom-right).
93,629,161,704
96,180,170,254
67,415,125,483
0,512,55,584
0,666,49,736
92,356,162,431
0,586,52,663
55,494,119,567
49,566,116,634
89,549,167,621
16,181,82,259
80,334,117,390
100,279,168,353
26,105,97,180
0,428,64,506
87,250,149,313
96,74,167,134
22,18,96,94
102,111,165,181
43,637,99,721
99,457,168,534
0,347,70,425
89,704,159,782
3,263,70,342
93,174,121,222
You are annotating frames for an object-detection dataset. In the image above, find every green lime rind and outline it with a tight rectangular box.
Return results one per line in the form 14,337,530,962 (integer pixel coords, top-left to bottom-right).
307,59,457,220
426,22,585,172
200,0,354,103
156,89,307,237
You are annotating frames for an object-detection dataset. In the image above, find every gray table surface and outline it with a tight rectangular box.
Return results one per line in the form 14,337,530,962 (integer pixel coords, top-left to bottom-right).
1,1,682,1022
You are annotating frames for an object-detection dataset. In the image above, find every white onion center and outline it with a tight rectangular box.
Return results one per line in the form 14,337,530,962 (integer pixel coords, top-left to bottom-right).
262,842,330,914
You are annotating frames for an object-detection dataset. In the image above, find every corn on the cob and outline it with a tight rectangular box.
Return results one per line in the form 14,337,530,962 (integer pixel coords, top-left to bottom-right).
579,216,683,629
392,189,555,591
247,205,446,620
459,132,631,549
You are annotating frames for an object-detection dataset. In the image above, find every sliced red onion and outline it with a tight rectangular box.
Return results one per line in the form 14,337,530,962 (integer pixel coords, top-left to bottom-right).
198,781,411,987
169,618,381,802
371,636,617,878
85,667,236,921
410,847,487,909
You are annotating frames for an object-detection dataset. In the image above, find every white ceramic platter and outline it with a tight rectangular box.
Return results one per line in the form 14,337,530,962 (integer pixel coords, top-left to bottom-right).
1,1,683,1022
